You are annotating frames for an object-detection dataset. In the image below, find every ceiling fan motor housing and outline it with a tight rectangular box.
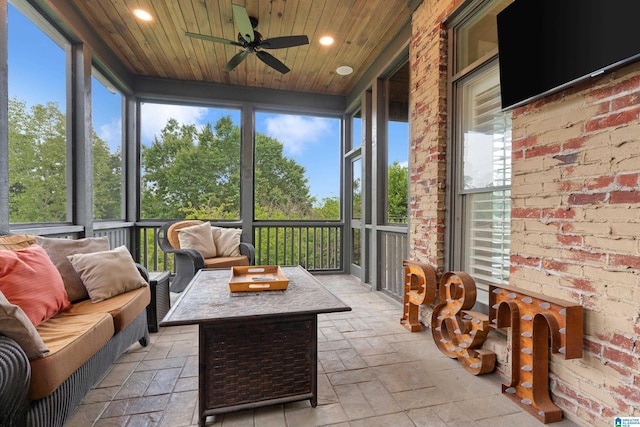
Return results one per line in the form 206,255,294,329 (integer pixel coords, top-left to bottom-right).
238,30,263,46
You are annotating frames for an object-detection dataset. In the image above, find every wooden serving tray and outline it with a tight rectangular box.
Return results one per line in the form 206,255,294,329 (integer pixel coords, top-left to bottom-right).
229,266,289,292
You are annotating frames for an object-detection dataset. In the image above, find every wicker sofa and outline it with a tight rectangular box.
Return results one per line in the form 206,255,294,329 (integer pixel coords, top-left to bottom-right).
0,233,150,427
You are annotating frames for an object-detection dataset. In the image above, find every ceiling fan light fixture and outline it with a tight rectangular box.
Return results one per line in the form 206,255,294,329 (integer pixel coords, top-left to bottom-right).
133,8,153,21
336,65,353,76
319,36,334,46
185,4,308,74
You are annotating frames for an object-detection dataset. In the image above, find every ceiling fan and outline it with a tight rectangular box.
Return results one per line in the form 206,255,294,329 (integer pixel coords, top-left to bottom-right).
185,4,309,74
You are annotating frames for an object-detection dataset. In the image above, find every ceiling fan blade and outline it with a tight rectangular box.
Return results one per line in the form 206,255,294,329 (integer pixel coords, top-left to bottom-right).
256,51,290,74
224,50,250,72
185,32,242,46
259,35,309,49
232,4,254,43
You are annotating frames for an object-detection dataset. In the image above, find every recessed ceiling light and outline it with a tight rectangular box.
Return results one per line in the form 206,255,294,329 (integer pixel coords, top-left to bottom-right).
133,8,153,21
319,36,334,46
336,66,353,76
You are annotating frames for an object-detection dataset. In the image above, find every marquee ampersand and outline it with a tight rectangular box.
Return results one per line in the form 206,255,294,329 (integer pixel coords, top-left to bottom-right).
431,271,496,375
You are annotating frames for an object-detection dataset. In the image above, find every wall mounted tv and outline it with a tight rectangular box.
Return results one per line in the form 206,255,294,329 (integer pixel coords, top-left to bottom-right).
497,0,640,110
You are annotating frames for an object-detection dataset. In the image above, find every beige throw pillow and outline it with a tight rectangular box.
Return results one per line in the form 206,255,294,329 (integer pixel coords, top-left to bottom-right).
35,236,110,302
0,291,49,360
67,246,147,303
212,227,242,257
178,221,217,258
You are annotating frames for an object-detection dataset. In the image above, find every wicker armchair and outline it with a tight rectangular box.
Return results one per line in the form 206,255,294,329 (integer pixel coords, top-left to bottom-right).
157,220,255,293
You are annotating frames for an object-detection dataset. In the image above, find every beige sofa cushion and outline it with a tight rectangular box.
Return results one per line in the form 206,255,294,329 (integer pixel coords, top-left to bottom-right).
0,234,36,250
31,311,114,400
66,286,150,333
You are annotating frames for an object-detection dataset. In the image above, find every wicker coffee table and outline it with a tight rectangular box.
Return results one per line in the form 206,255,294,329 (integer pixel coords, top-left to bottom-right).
160,266,351,426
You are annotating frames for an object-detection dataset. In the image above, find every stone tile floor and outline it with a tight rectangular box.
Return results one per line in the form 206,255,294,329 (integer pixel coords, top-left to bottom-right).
66,274,580,427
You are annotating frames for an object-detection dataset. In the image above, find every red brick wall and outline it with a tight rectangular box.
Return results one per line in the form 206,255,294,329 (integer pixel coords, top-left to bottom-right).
410,1,640,425
409,0,460,270
510,62,640,424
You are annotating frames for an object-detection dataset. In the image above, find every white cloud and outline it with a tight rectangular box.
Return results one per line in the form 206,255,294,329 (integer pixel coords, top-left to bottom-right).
99,118,122,151
140,103,209,144
264,115,332,156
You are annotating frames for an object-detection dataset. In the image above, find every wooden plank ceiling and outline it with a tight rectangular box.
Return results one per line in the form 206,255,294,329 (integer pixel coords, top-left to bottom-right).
68,0,411,96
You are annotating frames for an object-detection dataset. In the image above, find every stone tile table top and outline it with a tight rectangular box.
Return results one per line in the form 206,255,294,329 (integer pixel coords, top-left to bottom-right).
161,265,351,326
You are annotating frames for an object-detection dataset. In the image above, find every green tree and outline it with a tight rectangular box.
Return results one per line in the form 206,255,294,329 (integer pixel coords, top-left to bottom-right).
387,161,408,223
352,176,362,219
93,131,123,220
141,116,314,220
254,133,313,219
313,196,340,220
141,117,242,219
8,98,67,222
8,97,123,223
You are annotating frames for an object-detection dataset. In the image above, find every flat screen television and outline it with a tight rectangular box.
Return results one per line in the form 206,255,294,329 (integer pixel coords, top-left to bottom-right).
497,0,640,110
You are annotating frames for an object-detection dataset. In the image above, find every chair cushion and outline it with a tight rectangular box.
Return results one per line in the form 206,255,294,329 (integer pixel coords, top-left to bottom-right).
0,244,71,327
67,246,148,303
178,221,217,257
67,286,150,333
35,236,110,302
204,256,249,269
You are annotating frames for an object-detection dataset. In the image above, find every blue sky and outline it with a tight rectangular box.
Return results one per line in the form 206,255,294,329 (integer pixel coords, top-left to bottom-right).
8,4,65,108
9,3,408,202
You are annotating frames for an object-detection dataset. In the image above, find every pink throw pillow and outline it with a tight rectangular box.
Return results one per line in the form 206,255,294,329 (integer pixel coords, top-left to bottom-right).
0,244,71,326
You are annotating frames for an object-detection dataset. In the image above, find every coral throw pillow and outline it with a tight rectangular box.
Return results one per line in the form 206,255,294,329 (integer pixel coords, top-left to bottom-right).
0,244,71,326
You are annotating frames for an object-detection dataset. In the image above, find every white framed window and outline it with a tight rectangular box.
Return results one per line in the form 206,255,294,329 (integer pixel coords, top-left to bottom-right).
450,0,513,309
